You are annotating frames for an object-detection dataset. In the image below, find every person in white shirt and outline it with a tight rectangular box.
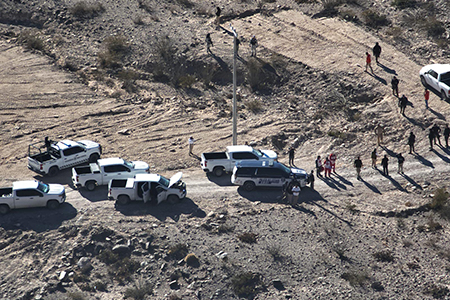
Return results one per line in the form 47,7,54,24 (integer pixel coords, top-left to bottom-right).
188,137,195,155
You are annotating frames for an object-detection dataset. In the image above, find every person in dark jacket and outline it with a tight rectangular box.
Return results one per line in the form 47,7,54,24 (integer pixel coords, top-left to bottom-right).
288,146,295,166
371,148,377,169
391,76,399,97
373,42,381,63
397,153,405,174
431,124,442,146
308,170,315,190
354,156,363,180
381,155,389,176
399,95,408,115
428,129,435,151
407,132,416,154
444,124,450,148
206,33,213,54
250,35,258,57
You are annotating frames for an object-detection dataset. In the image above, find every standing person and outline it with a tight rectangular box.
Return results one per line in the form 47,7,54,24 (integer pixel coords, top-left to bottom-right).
428,129,435,151
215,6,221,24
375,124,384,145
424,88,430,109
323,157,332,178
291,183,301,206
354,156,363,180
329,153,337,173
408,132,416,154
372,42,381,64
206,33,213,54
188,136,195,155
371,148,377,168
399,95,408,115
381,155,389,176
308,170,315,190
444,124,450,148
397,153,405,174
391,76,399,97
236,38,241,56
365,52,373,73
250,35,258,57
288,146,295,166
315,156,323,178
432,123,442,146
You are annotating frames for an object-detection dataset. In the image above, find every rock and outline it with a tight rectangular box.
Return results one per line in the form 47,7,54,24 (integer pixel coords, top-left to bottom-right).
58,271,67,281
169,280,179,289
273,279,285,290
112,244,130,255
77,257,91,272
118,129,131,135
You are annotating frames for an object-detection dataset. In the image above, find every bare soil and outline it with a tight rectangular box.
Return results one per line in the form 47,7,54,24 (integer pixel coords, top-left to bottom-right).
1,0,450,299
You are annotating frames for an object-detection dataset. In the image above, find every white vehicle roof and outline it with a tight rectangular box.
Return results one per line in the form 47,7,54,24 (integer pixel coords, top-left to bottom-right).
54,140,81,150
97,157,125,166
226,145,253,153
422,64,450,74
13,181,39,190
134,173,161,182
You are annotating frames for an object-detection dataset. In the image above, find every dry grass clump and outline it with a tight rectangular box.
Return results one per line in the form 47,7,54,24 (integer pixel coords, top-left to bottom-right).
424,283,449,299
70,1,105,19
167,243,189,260
98,35,130,69
231,272,263,298
245,99,263,113
362,9,389,28
18,30,45,51
341,268,370,287
372,250,394,262
238,232,257,244
124,281,153,300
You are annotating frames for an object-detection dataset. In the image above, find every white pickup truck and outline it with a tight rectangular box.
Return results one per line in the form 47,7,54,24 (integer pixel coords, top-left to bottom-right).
72,157,150,191
108,173,186,205
0,181,66,214
420,64,450,100
201,145,278,177
28,139,102,177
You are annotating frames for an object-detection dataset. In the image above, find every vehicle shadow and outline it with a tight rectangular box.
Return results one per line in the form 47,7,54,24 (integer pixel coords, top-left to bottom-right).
206,173,233,186
33,168,74,187
77,185,109,202
0,203,77,233
237,187,283,204
114,197,206,222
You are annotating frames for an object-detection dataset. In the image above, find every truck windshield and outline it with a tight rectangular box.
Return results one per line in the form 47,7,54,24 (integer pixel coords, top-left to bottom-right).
158,176,170,188
37,182,50,193
124,160,134,169
279,163,291,174
252,149,264,157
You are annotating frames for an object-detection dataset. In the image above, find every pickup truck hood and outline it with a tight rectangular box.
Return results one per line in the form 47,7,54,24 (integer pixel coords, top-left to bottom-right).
78,140,100,150
47,184,65,195
261,150,278,159
132,161,150,171
169,172,183,188
291,168,308,179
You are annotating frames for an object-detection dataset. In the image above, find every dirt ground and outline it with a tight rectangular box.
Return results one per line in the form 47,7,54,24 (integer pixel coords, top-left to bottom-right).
1,1,450,299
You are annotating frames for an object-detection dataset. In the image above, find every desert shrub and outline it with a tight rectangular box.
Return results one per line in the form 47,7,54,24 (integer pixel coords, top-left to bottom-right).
246,58,279,91
397,218,406,230
424,284,449,299
175,0,194,8
373,250,394,262
430,188,449,209
168,243,189,260
345,202,358,213
217,224,234,234
178,75,196,89
332,243,349,261
238,232,257,244
245,99,263,113
18,30,44,51
266,244,283,261
341,269,370,287
402,239,413,247
391,0,417,9
133,15,145,25
92,280,107,292
98,249,120,264
67,292,87,300
386,26,403,38
70,1,105,19
231,272,263,298
362,9,389,28
73,272,90,283
425,18,446,38
124,281,153,300
184,253,200,266
339,9,359,23
98,35,130,69
108,257,140,282
328,130,346,140
138,0,153,13
427,218,443,232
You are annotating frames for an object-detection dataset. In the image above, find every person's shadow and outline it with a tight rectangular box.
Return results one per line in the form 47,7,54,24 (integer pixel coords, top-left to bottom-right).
377,62,397,75
414,154,434,168
432,149,450,163
360,178,382,194
366,71,387,85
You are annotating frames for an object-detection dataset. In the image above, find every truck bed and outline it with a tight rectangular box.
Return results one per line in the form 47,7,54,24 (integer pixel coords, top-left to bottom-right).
73,165,93,175
0,187,13,197
202,152,227,160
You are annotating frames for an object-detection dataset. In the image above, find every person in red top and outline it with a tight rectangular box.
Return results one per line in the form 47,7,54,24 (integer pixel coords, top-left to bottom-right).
424,88,430,109
329,153,336,173
365,52,373,73
323,157,332,178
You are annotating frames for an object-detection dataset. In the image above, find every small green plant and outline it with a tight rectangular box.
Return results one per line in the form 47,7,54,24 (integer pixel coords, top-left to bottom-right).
70,1,105,19
231,272,263,298
238,232,257,244
18,30,45,51
245,99,263,113
341,269,370,287
373,250,394,262
362,9,389,28
168,243,189,260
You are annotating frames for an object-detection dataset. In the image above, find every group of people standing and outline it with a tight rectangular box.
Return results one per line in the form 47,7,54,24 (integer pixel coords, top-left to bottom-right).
315,153,337,178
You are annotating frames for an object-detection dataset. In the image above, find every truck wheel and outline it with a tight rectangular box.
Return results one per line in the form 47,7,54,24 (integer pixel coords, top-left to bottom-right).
48,166,59,177
243,181,256,191
116,195,130,205
213,167,224,177
442,90,448,101
167,194,180,204
85,181,96,191
0,204,10,215
47,200,60,210
420,76,428,88
89,153,100,163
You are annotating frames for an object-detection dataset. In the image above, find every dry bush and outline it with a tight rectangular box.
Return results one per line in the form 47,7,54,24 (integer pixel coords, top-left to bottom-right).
18,30,45,51
362,9,389,28
266,243,283,261
138,0,153,13
341,269,370,287
391,0,417,9
167,243,189,259
67,292,88,300
124,280,153,300
70,1,105,19
424,283,449,299
98,35,130,68
217,224,234,234
429,187,450,220
238,232,257,244
424,17,446,38
184,253,200,266
373,250,394,262
231,272,263,298
245,99,263,113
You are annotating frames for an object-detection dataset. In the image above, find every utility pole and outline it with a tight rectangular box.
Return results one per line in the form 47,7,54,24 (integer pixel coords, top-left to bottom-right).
230,24,237,145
